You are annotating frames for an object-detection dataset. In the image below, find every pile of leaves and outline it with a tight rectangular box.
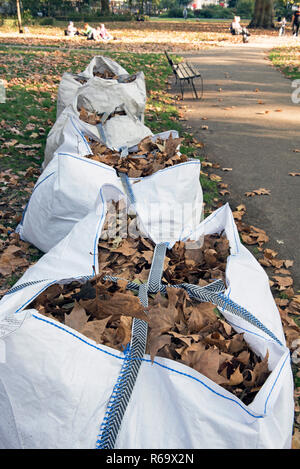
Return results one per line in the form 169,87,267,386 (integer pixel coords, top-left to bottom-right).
76,69,138,85
27,205,269,405
97,200,230,285
79,106,126,125
83,133,188,178
30,273,270,405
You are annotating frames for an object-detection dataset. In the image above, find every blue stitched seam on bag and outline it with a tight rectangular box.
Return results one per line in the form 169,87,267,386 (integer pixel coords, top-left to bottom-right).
264,353,290,413
29,313,275,420
32,314,124,360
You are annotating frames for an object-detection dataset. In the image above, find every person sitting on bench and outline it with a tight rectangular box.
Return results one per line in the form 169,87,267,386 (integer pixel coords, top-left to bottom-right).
230,16,243,35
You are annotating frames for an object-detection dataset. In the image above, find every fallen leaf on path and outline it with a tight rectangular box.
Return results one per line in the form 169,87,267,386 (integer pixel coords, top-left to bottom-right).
289,172,300,177
245,188,271,197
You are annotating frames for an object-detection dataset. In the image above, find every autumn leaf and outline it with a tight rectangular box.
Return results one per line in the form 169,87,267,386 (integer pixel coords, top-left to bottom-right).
64,301,89,332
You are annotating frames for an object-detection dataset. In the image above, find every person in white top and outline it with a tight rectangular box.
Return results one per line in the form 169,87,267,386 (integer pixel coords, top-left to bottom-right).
66,21,78,37
230,16,243,35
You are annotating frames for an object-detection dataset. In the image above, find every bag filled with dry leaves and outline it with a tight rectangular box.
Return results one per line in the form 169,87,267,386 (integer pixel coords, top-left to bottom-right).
56,55,146,123
0,201,293,449
43,101,152,169
17,129,203,253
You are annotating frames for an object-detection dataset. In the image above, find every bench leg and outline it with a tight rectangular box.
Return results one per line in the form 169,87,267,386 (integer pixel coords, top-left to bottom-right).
191,79,198,99
179,79,184,100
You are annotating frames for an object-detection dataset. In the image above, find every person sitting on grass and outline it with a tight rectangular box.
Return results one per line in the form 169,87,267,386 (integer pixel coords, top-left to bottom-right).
92,27,104,42
81,23,93,38
99,23,113,41
65,21,79,37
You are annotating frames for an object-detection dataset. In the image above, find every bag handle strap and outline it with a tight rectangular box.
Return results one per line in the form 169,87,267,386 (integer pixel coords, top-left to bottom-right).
96,242,167,449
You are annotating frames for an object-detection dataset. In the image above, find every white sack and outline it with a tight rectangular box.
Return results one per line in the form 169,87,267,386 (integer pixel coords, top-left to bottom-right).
43,104,152,169
56,56,141,118
0,202,294,449
18,126,203,253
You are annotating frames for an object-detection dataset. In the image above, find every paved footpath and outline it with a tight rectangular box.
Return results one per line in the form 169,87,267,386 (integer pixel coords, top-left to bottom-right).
171,42,300,290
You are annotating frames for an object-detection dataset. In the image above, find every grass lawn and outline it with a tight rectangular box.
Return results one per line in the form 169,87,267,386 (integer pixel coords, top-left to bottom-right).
269,46,300,80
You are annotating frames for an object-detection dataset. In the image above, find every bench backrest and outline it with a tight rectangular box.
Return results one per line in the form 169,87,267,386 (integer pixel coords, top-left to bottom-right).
164,51,175,68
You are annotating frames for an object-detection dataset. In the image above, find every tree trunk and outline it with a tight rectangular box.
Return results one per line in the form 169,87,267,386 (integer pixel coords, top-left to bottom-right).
101,0,110,14
248,0,275,28
16,0,23,33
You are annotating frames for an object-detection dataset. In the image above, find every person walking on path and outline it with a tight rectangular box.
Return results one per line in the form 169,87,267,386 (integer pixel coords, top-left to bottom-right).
278,17,287,36
291,6,300,37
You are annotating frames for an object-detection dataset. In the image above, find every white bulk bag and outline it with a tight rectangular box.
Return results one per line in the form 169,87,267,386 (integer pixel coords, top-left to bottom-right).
17,125,203,253
56,56,144,118
0,202,294,449
43,103,152,169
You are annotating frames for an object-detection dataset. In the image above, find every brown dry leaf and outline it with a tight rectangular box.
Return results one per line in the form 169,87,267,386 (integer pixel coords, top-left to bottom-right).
253,350,269,386
272,276,293,290
65,301,89,332
189,347,228,385
229,366,244,386
236,350,250,365
210,174,222,182
80,317,110,343
289,172,300,177
264,248,278,259
115,315,132,346
148,288,179,336
292,429,300,449
245,188,271,197
228,333,245,354
0,244,28,276
97,292,148,321
149,334,172,363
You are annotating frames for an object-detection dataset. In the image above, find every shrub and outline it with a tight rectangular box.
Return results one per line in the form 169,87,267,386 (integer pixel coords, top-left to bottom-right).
236,0,254,18
40,17,55,26
194,6,235,19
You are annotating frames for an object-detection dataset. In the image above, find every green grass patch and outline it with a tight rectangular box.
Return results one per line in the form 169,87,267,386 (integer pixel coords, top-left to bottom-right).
269,47,300,81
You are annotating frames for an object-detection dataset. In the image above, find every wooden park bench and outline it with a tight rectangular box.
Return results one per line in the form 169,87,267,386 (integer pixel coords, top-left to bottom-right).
165,51,203,100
